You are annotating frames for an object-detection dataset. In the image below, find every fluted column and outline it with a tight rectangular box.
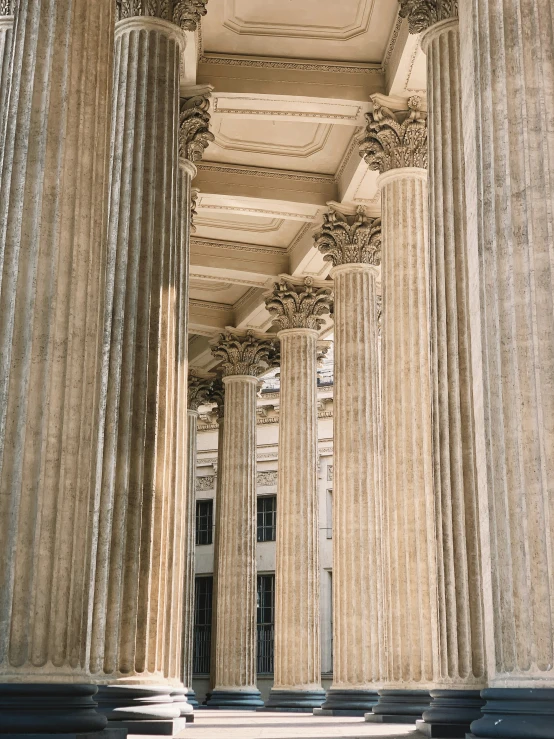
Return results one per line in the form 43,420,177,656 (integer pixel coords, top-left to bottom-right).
360,96,437,723
178,87,214,709
182,370,214,707
460,1,554,737
262,277,333,712
395,4,487,735
313,209,385,716
206,330,278,709
90,2,207,730
0,0,114,732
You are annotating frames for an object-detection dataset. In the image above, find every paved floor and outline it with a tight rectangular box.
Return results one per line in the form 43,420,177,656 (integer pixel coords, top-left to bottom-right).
172,710,421,739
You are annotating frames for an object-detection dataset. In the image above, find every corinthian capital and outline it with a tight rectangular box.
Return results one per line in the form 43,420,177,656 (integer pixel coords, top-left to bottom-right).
206,377,225,418
0,0,14,15
398,0,458,33
188,368,215,411
265,276,333,332
116,0,208,31
179,88,215,163
359,96,428,172
190,188,199,232
210,329,279,378
314,206,381,267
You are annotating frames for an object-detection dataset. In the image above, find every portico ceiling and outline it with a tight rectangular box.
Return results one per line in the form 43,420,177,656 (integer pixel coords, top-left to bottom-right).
186,0,427,363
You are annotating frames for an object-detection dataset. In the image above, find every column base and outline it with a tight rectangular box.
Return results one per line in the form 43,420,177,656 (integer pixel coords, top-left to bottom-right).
0,684,108,734
468,688,554,739
414,690,485,737
365,689,431,723
96,685,184,734
206,690,264,709
170,688,194,719
258,690,326,712
314,689,379,716
186,689,199,708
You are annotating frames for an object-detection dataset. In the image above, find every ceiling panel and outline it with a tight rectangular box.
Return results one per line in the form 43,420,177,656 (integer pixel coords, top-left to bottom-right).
202,0,399,63
193,209,308,248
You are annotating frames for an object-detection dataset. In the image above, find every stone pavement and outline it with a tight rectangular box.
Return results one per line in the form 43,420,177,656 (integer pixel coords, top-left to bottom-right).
164,710,421,739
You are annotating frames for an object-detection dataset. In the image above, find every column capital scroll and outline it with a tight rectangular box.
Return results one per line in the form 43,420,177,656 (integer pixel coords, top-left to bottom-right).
265,276,333,332
116,0,208,31
188,368,215,411
313,206,381,267
359,95,428,172
210,328,279,378
398,0,458,34
179,88,215,164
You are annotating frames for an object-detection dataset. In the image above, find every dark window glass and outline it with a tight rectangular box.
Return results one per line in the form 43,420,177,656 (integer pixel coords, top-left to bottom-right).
256,495,276,542
196,499,213,546
193,576,213,675
256,574,275,674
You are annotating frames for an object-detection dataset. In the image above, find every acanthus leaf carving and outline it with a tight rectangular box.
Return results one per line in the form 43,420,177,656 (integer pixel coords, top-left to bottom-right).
116,0,208,31
206,377,225,419
190,188,199,233
188,368,215,411
359,96,428,172
211,329,279,378
179,94,215,163
0,0,14,15
313,206,381,267
265,277,333,332
398,0,458,34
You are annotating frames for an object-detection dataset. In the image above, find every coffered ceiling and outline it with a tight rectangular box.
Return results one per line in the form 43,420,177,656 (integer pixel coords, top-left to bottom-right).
186,0,427,367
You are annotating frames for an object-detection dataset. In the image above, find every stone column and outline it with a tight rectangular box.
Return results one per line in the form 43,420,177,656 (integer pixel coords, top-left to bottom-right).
262,277,333,712
206,330,278,709
360,96,436,723
206,379,225,697
89,2,206,732
177,84,214,711
312,208,385,716
394,4,488,736
460,1,554,737
0,0,114,732
182,370,215,708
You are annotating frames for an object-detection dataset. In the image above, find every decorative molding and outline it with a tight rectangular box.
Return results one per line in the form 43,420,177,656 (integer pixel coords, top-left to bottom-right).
404,39,426,94
213,97,363,122
359,95,427,172
190,270,267,288
334,129,363,182
257,471,278,487
196,161,335,184
179,90,215,163
197,203,318,221
314,206,381,266
196,475,216,491
198,52,383,75
233,286,261,311
287,222,314,254
266,277,333,331
195,216,285,234
383,11,403,68
189,298,232,312
191,236,287,256
116,0,208,30
189,278,234,292
210,328,279,377
398,0,458,33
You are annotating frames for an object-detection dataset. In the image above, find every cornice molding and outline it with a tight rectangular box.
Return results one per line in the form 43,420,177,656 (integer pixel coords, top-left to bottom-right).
196,161,335,185
191,236,287,256
198,52,383,75
189,298,231,312
383,11,403,68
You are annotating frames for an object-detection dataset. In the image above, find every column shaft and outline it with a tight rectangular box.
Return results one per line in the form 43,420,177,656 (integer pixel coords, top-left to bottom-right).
209,375,263,708
0,5,14,159
460,0,554,734
374,169,437,719
183,409,198,697
331,267,383,699
90,14,185,706
268,329,324,710
0,0,113,730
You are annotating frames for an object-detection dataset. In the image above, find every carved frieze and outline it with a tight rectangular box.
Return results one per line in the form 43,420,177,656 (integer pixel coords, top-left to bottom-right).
359,96,428,172
196,475,216,491
179,93,215,163
188,368,215,411
257,471,277,487
265,277,333,332
398,0,458,33
211,329,279,378
314,206,381,267
116,0,208,31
